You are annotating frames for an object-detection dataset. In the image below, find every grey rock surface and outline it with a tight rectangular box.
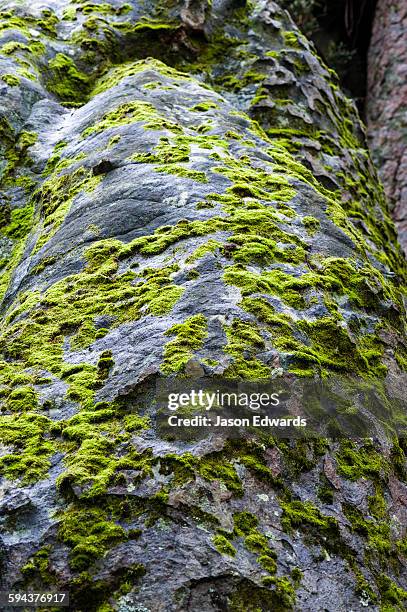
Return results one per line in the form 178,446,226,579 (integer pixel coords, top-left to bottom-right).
0,1,406,611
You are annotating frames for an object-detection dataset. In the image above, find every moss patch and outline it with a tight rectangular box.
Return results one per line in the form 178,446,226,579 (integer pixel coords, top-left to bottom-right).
161,314,207,374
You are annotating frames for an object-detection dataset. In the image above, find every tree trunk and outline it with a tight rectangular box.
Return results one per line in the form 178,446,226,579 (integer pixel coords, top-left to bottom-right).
0,1,406,610
367,0,407,254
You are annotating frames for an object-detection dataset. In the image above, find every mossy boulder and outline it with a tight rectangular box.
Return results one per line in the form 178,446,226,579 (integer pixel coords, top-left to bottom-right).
0,1,406,610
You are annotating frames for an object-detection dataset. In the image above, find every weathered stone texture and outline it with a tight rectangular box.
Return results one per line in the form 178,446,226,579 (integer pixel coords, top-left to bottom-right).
0,1,406,610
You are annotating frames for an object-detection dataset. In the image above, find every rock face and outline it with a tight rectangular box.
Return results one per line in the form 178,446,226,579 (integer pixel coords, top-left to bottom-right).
367,0,407,254
0,1,406,611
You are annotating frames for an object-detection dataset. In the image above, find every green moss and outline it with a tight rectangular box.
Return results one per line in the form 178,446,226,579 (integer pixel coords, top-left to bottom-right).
244,532,270,555
0,199,11,228
187,239,222,262
6,384,38,411
155,165,208,183
159,452,196,486
196,122,214,134
220,509,283,586
368,487,387,520
112,17,177,34
0,59,396,388
212,534,236,557
161,314,207,374
58,506,127,570
190,101,219,112
78,3,132,17
47,54,90,106
108,134,121,147
2,204,34,240
83,101,157,137
0,250,184,423
31,166,100,253
229,578,295,611
224,130,243,140
199,456,243,495
291,567,303,585
216,69,265,92
186,269,200,280
0,200,34,303
335,440,386,481
142,81,161,90
395,346,407,371
317,474,334,504
224,267,310,309
15,67,36,81
223,318,271,380
350,564,378,605
123,414,150,432
1,41,30,55
214,154,296,204
234,264,387,377
201,358,219,367
91,59,191,97
209,201,304,265
0,10,57,40
296,317,386,376
233,511,259,536
18,131,37,149
258,554,277,573
0,413,53,483
57,435,151,500
130,132,227,170
62,6,77,20
390,438,406,479
1,73,20,86
37,9,58,36
280,500,340,544
31,256,58,275
376,574,407,608
0,11,405,611
344,502,402,575
68,562,145,610
0,48,405,606
302,215,320,235
30,40,46,57
225,439,283,486
1,124,38,188
276,440,328,478
21,546,54,584
43,150,86,177
397,536,407,558
54,140,68,153
97,350,114,380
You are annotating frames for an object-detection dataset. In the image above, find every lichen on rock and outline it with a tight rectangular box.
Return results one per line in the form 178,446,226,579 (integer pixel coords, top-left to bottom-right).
0,1,406,611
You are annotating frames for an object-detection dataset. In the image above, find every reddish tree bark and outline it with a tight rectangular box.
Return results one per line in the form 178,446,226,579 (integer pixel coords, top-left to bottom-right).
367,0,407,254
